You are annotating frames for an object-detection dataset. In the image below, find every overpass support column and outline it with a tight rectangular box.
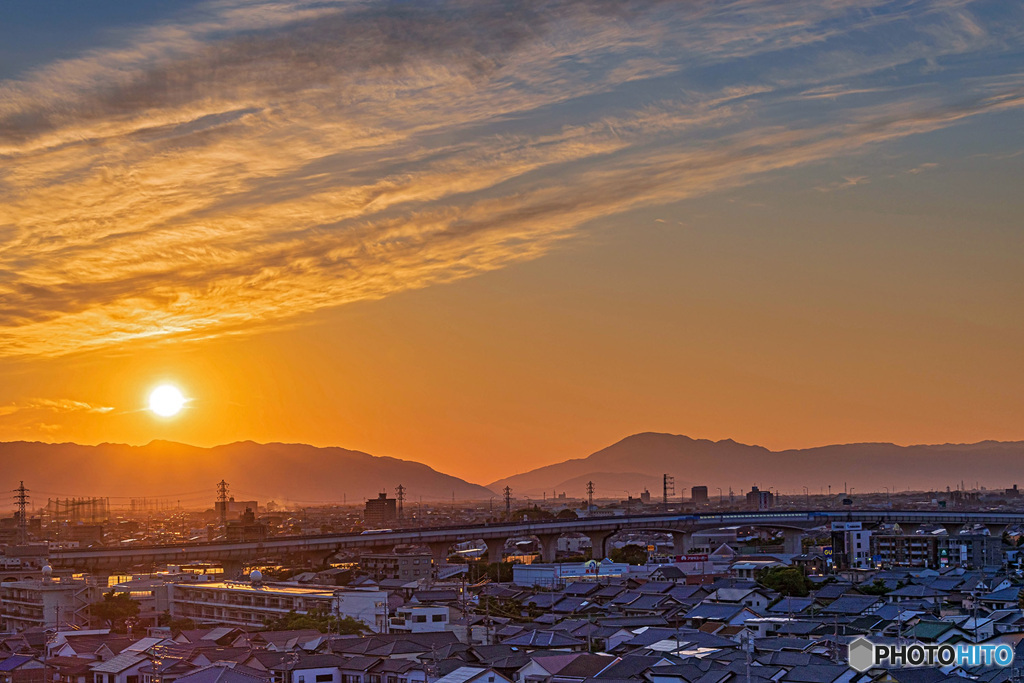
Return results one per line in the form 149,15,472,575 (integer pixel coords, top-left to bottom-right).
427,543,450,565
782,530,803,555
537,535,559,563
587,532,613,560
487,539,505,564
672,532,692,556
221,559,245,579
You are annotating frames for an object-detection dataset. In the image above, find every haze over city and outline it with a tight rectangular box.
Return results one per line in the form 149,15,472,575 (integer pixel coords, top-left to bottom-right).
2,0,1023,489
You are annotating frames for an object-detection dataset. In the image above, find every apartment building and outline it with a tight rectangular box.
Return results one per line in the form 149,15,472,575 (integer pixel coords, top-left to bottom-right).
168,581,388,631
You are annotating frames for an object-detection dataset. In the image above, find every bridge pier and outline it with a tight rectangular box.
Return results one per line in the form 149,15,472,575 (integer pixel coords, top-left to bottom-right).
537,534,559,563
782,530,803,555
587,531,613,560
221,559,245,580
487,540,505,564
427,542,450,565
672,532,692,556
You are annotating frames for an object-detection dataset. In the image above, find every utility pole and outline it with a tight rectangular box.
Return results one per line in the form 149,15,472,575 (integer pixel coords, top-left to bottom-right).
395,484,405,520
503,487,512,520
13,482,29,544
586,481,594,513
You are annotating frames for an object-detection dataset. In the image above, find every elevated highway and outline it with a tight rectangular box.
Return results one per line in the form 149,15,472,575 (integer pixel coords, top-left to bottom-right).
44,509,1023,573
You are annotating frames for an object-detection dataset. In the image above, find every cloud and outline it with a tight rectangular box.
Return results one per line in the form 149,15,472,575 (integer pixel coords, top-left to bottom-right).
1,0,1022,356
0,398,116,420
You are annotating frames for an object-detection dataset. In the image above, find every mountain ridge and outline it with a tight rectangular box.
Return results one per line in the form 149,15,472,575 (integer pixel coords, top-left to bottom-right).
0,440,494,504
487,432,1024,497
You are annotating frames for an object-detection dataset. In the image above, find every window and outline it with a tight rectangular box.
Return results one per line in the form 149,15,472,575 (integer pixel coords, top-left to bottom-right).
432,614,444,622
316,675,333,682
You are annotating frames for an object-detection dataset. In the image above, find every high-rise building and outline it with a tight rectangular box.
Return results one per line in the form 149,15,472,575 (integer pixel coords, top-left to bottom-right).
691,486,709,504
746,486,774,510
364,493,397,526
830,522,873,568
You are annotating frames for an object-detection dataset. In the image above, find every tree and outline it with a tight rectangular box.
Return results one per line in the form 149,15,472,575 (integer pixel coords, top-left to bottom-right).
159,612,198,632
757,566,812,597
263,608,366,634
90,591,141,632
512,507,554,521
859,579,892,596
610,544,649,565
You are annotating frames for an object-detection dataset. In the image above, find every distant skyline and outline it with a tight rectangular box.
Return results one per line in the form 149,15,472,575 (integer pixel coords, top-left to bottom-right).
2,0,1023,484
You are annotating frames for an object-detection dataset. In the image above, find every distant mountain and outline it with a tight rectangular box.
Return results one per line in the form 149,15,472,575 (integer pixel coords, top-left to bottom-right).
0,441,495,507
487,432,1024,498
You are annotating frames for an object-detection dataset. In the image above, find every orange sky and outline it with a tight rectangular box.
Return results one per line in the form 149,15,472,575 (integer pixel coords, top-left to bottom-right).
1,0,1023,485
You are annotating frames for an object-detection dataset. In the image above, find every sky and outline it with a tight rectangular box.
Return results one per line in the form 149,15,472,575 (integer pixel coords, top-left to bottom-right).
1,0,1023,486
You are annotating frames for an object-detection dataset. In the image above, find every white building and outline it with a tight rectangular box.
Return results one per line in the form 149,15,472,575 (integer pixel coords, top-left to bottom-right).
0,575,93,630
389,605,449,633
168,581,388,632
512,559,631,589
832,522,873,568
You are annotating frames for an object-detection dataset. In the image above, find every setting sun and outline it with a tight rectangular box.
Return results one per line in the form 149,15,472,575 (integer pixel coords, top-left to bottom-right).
148,384,186,417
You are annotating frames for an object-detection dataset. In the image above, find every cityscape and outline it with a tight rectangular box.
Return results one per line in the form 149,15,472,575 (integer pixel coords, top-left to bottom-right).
2,0,1024,682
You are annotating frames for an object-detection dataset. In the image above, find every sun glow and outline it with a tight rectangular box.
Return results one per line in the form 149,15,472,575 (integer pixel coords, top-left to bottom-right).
149,384,186,417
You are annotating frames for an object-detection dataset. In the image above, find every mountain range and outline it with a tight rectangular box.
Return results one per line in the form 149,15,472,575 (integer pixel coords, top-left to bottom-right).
486,432,1024,499
2,433,1023,507
0,440,493,506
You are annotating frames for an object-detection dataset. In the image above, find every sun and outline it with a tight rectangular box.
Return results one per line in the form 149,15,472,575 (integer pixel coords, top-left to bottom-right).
149,384,186,417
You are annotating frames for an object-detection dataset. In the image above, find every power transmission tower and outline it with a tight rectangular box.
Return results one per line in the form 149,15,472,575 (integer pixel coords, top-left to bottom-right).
586,481,594,513
503,486,512,520
216,480,229,528
13,482,29,544
663,474,675,507
395,484,405,520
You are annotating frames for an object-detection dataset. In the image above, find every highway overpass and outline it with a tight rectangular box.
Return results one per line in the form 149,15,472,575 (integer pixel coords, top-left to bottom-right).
43,509,1024,574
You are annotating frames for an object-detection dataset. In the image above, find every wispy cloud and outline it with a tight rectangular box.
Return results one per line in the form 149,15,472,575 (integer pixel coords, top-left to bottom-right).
0,398,115,417
1,0,1021,356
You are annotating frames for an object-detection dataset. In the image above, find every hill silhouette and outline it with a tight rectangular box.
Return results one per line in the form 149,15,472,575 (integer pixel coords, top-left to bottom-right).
487,432,1024,498
0,440,495,506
